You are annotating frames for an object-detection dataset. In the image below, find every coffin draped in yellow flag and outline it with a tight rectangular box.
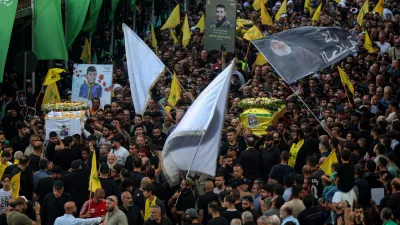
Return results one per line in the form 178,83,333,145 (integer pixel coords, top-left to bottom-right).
161,4,180,30
319,150,339,176
10,172,21,200
89,150,102,192
166,73,181,112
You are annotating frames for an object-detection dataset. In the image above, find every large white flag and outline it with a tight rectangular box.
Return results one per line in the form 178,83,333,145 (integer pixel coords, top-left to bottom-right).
162,61,235,185
123,23,165,114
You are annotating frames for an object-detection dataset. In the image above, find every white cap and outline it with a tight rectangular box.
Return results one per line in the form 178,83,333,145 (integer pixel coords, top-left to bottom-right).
113,84,122,90
281,13,288,18
287,0,294,5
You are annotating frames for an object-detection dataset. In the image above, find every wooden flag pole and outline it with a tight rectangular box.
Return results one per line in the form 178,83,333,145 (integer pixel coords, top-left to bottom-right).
245,41,251,58
342,84,352,105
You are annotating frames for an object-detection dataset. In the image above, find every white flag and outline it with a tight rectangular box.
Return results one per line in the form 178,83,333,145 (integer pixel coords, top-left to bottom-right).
162,61,235,185
123,23,165,115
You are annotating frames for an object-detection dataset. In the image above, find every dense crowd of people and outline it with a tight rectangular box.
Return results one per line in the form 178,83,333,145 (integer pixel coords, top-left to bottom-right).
2,0,400,225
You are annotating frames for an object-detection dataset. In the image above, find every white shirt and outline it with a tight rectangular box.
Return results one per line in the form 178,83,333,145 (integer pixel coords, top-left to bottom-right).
374,41,391,55
54,214,101,225
111,146,129,165
332,189,357,208
0,189,11,214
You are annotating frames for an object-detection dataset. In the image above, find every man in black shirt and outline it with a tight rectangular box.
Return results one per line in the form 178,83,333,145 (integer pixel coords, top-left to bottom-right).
216,155,232,183
207,201,229,225
54,136,76,171
41,181,71,225
63,160,90,212
336,149,355,192
10,122,30,153
34,165,63,204
130,157,145,191
268,151,294,184
198,181,219,224
297,194,324,225
120,191,144,225
170,178,196,221
261,134,281,181
240,136,261,182
98,163,118,197
12,155,34,200
221,195,241,224
354,164,371,207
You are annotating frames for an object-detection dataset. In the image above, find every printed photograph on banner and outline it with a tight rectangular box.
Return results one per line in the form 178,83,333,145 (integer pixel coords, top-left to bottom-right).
71,64,113,107
204,0,236,52
45,118,81,140
16,90,26,106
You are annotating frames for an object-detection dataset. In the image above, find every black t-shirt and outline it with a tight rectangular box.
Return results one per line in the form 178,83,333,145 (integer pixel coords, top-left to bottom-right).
366,173,384,189
310,169,324,198
221,210,241,224
207,216,229,225
176,190,196,211
269,164,295,184
29,154,41,172
99,177,118,197
34,177,54,204
297,207,324,225
355,177,371,207
216,166,231,185
388,192,400,213
130,171,145,191
46,142,56,163
133,188,145,211
198,192,219,224
337,163,355,192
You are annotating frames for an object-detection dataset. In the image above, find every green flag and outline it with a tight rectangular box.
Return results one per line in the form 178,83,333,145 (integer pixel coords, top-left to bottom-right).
66,0,90,49
34,0,68,60
109,0,120,22
82,0,103,36
0,0,18,83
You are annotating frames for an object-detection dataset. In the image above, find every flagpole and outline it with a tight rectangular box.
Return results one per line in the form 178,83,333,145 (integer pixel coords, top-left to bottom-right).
342,84,352,105
65,0,69,69
287,85,332,137
132,0,137,31
111,21,115,57
31,0,36,94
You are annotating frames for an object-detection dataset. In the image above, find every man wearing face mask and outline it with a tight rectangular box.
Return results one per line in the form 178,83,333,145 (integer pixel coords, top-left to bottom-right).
7,197,41,225
54,201,103,225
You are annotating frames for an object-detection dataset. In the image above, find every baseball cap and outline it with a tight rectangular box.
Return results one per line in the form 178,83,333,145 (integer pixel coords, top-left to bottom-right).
53,181,64,190
186,208,198,218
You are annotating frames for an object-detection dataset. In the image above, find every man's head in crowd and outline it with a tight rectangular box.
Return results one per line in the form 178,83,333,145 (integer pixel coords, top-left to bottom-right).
106,195,118,212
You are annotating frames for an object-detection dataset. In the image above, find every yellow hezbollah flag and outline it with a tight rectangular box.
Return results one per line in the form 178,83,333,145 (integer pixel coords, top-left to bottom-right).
373,0,384,16
195,14,205,32
10,172,21,200
170,29,178,44
304,0,314,15
166,73,181,112
338,66,354,95
288,139,305,168
357,0,369,25
261,3,273,26
320,150,339,176
312,3,322,25
253,0,267,11
42,83,61,106
364,31,375,53
161,4,180,30
43,68,65,86
244,25,264,41
151,24,157,49
80,38,91,63
182,14,191,48
275,0,287,20
89,150,102,192
255,53,268,65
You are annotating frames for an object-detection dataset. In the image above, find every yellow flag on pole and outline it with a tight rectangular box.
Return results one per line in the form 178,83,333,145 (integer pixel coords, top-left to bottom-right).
304,0,314,15
373,0,384,16
275,0,287,20
243,25,264,41
319,151,339,176
80,38,91,63
182,14,191,48
10,172,21,200
43,68,65,86
364,31,376,53
261,3,273,26
253,0,267,11
42,83,61,106
195,14,205,32
170,29,178,44
161,4,180,30
166,73,181,112
312,3,322,25
89,150,102,192
357,0,369,25
255,53,268,66
151,24,157,49
338,66,354,95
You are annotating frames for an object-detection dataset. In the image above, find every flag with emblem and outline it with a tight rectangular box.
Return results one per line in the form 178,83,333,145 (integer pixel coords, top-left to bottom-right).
357,0,369,25
10,172,21,199
89,150,102,192
166,73,181,112
43,68,65,86
338,66,354,95
312,3,322,25
261,3,273,26
364,31,375,53
243,25,264,41
42,83,61,106
319,150,339,176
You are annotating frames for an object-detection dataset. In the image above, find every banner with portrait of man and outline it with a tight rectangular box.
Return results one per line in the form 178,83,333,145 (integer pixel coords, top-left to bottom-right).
252,27,358,84
204,0,236,53
71,64,113,107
